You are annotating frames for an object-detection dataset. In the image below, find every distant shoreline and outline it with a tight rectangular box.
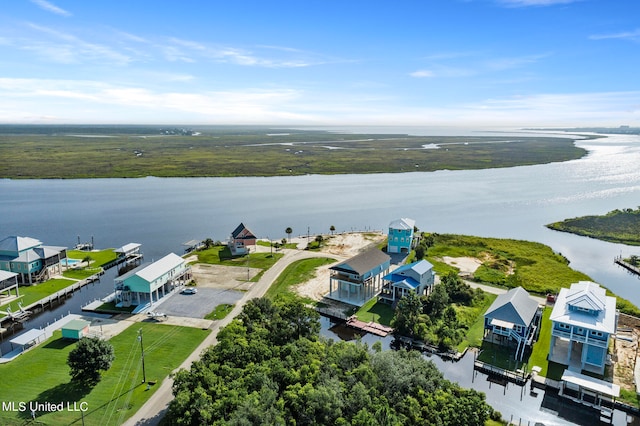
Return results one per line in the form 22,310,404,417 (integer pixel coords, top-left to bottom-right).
0,125,587,179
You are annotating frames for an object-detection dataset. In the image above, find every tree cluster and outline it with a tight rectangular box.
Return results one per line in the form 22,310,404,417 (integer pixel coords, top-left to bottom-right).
392,272,484,351
167,296,493,425
67,337,115,384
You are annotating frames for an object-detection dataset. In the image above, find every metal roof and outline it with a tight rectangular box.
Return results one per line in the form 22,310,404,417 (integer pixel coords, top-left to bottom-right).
0,236,42,253
115,243,141,254
550,281,617,334
10,328,46,346
485,286,539,327
561,369,620,398
135,253,185,283
331,249,390,275
388,218,415,230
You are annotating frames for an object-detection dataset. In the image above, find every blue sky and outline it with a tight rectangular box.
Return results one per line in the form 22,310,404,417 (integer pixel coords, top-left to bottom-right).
0,0,639,126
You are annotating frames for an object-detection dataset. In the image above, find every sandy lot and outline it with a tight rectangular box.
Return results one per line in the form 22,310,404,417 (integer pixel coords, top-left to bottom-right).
294,232,386,301
440,256,483,274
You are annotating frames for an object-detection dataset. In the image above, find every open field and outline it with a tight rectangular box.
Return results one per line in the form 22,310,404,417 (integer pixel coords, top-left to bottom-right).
0,322,210,426
0,126,586,179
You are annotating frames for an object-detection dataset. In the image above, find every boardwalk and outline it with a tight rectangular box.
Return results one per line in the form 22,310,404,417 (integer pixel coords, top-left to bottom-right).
345,316,393,336
614,256,640,278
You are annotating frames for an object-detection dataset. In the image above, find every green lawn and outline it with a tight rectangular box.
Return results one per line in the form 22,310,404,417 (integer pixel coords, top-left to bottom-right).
0,322,210,426
67,249,117,268
194,246,283,269
354,297,395,326
265,257,336,300
205,303,234,320
0,278,75,312
527,306,557,377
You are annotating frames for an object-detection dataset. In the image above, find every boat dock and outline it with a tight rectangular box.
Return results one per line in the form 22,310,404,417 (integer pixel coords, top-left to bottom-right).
474,360,529,385
614,256,640,278
345,316,393,336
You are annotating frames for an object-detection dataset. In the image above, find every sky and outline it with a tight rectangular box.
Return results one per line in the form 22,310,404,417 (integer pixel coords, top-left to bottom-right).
0,0,639,127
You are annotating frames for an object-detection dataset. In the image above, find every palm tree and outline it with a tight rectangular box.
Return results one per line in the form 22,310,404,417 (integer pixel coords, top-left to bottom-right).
203,238,214,249
330,225,335,235
285,227,293,243
82,255,92,267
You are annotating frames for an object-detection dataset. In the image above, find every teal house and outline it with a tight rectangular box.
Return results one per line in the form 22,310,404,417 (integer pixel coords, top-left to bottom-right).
386,218,416,254
0,236,67,285
114,252,191,311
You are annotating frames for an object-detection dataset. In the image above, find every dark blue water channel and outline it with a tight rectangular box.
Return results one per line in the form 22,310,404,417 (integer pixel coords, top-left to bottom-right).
320,317,632,426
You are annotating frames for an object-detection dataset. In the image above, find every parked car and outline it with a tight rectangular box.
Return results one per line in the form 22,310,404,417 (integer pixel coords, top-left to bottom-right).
181,287,198,295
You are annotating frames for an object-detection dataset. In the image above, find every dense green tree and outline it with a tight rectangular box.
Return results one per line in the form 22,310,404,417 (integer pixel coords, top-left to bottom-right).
285,227,293,242
67,337,114,383
391,292,423,340
424,284,449,318
166,297,492,426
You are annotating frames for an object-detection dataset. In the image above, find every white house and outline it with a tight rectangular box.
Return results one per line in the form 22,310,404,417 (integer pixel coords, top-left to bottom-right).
114,253,191,312
549,281,617,375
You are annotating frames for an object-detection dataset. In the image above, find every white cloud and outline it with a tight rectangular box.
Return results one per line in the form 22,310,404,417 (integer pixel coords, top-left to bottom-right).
30,0,71,17
410,70,434,78
24,23,132,65
0,77,637,126
589,29,640,42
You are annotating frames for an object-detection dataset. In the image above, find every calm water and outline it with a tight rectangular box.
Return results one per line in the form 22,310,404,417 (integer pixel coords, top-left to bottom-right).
2,131,640,304
1,129,639,425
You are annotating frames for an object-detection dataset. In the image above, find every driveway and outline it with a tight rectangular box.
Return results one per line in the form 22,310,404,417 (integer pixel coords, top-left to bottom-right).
156,288,244,319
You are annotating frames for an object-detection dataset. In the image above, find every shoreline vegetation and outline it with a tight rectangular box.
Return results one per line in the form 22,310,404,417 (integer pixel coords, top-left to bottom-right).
0,125,588,179
546,207,640,246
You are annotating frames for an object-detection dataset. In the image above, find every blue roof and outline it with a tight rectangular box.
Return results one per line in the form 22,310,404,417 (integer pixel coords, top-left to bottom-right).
393,259,434,275
382,273,420,289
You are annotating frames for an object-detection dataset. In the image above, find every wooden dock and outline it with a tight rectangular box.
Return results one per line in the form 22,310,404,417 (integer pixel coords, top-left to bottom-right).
614,256,640,278
345,317,393,336
474,360,529,385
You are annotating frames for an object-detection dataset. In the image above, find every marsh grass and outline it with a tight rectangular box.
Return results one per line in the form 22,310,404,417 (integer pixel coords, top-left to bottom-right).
0,129,585,179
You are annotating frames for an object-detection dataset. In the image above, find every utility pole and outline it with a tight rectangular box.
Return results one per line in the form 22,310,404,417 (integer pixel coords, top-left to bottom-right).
138,328,146,383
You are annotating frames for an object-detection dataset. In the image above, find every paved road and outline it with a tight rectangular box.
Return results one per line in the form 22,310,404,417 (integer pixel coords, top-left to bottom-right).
123,248,333,426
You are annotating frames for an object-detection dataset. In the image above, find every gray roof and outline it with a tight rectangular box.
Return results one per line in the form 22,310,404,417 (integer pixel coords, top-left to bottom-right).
0,236,42,253
485,286,539,327
331,249,390,275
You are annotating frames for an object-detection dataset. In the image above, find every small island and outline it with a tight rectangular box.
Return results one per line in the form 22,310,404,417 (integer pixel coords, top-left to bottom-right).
546,207,640,246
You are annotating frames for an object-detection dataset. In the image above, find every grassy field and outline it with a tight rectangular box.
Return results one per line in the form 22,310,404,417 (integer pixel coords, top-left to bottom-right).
204,303,234,320
0,278,75,313
264,257,336,300
355,298,395,326
0,126,587,179
427,234,591,295
0,322,210,426
426,233,640,316
547,207,640,246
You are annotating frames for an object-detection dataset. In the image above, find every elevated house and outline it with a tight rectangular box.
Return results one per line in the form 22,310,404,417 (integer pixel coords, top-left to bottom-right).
327,249,391,306
483,286,542,361
114,253,191,312
229,223,257,256
379,259,436,305
0,270,19,300
387,218,417,254
0,236,67,285
549,281,617,375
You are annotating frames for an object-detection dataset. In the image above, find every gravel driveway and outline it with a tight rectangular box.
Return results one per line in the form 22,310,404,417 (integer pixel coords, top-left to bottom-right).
157,288,244,319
